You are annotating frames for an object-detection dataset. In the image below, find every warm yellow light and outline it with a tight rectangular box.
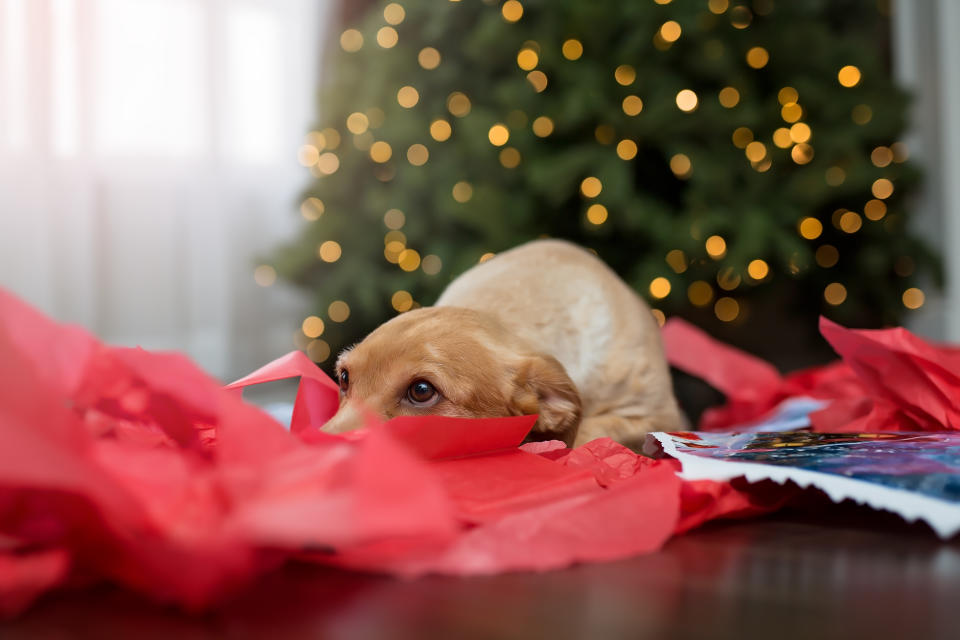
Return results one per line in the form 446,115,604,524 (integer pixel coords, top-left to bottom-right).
302,315,325,338
718,86,740,108
397,86,419,108
705,235,727,258
407,144,429,166
320,128,340,149
502,0,523,21
368,141,392,163
499,147,521,168
300,197,324,221
328,300,350,322
488,124,510,146
864,199,887,221
384,208,405,229
789,122,811,143
340,29,363,52
649,277,672,299
745,141,767,162
527,71,548,92
777,87,798,105
479,252,496,263
714,297,740,321
384,230,406,246
418,47,441,70
839,211,862,233
452,181,473,202
253,265,276,287
746,46,769,69
708,0,729,13
666,249,687,273
316,152,340,175
729,6,752,29
384,241,404,263
747,259,769,280
622,95,644,116
903,288,925,310
676,89,698,112
307,339,331,363
798,217,823,240
580,177,602,198
717,267,741,291
392,290,414,312
377,26,398,48
772,128,792,149
838,65,861,87
517,48,539,70
562,39,583,60
824,283,847,305
422,254,442,275
398,248,421,272
298,144,320,167
614,65,636,86
447,92,471,117
871,146,893,167
651,309,666,327
586,204,608,225
660,21,682,42
670,153,692,178
732,127,753,148
430,119,452,142
816,245,839,268
352,132,374,151
384,3,405,24
791,143,814,165
781,103,802,123
688,280,714,306
872,178,894,199
318,240,342,262
616,139,638,160
346,112,369,134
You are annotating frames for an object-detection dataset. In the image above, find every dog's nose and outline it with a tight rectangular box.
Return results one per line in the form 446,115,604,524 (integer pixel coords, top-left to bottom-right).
321,399,379,434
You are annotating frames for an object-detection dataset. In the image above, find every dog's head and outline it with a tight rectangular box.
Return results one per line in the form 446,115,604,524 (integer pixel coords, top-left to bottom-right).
323,307,582,445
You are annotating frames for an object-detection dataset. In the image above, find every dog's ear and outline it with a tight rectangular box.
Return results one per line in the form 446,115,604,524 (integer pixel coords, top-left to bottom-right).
510,354,582,446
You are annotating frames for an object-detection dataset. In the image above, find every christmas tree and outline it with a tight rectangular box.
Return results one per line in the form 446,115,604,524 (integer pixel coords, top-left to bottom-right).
270,0,938,370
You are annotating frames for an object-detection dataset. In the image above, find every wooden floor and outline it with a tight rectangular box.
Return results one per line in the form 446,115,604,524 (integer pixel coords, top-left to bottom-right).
5,501,959,639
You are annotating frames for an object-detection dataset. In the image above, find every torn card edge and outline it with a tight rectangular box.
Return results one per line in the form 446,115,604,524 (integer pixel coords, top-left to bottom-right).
650,431,960,539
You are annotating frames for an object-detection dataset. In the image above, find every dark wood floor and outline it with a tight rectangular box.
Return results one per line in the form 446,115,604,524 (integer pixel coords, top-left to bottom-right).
5,500,959,640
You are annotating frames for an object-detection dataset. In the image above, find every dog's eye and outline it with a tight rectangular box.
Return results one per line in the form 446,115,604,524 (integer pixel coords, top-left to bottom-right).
339,370,349,393
406,380,438,406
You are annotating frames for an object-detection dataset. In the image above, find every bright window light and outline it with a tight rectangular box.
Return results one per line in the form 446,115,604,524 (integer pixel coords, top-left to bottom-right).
51,0,79,156
3,0,28,149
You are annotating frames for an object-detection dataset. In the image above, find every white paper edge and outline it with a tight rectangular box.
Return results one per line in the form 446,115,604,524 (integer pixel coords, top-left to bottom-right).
651,432,960,539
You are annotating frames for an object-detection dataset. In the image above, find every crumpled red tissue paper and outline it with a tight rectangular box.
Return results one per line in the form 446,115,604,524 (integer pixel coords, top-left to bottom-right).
0,289,773,618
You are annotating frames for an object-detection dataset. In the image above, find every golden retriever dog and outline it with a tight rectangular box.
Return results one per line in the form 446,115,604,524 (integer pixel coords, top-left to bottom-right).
323,240,684,448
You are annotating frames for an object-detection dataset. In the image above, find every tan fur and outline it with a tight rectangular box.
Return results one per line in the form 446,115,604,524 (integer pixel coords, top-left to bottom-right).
324,240,685,448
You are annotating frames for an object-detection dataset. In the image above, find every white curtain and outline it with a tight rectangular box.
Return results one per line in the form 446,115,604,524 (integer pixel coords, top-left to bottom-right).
0,0,331,379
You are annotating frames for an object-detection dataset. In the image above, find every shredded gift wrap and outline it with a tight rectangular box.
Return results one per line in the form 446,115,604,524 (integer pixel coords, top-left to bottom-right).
0,289,769,617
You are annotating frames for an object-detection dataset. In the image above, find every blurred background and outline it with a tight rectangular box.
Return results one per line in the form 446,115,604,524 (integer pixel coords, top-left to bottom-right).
1,0,958,394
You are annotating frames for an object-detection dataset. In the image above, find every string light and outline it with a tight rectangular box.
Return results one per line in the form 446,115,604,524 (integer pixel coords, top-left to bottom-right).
732,127,753,148
297,144,319,167
366,107,385,128
824,283,847,305
665,249,687,273
452,181,473,202
708,0,729,14
318,240,342,262
614,65,636,86
253,265,276,287
430,119,452,142
369,141,392,163
328,301,350,322
790,143,813,164
676,89,698,112
745,141,766,162
398,249,421,271
651,309,666,327
688,280,713,306
407,143,429,165
306,339,331,363
772,128,792,148
418,47,441,69
488,124,510,146
319,128,340,149
340,29,363,52
447,92,471,117
864,199,887,221
315,153,340,175
789,122,811,143
300,197,324,220
580,177,602,197
659,21,682,42
384,209,405,229
479,252,496,263
872,178,894,199
781,103,802,123
397,86,420,108
499,147,521,168
586,204,608,225
714,297,739,321
798,217,823,239
838,65,861,87
747,259,769,280
501,0,523,22
902,288,925,310
778,87,798,104
616,139,638,160
384,230,406,245
383,3,405,25
705,235,727,259
839,211,862,233
517,47,539,70
718,87,739,108
377,26,398,48
717,267,741,290
346,112,369,134
422,254,443,275
562,39,583,60
649,277,671,299
526,71,548,92
302,315,325,338
871,146,893,167
392,290,414,312
746,47,769,69
816,245,839,268
669,153,692,178
352,131,374,151
729,5,752,28
622,95,643,116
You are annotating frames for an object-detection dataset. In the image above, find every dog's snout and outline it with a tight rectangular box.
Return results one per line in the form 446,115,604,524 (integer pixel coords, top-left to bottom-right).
322,400,381,434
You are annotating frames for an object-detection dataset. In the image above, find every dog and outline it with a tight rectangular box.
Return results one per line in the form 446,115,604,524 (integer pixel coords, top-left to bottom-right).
323,240,685,448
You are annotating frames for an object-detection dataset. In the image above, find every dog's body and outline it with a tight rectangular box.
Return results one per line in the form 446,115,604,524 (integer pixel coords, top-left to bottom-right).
324,240,684,448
